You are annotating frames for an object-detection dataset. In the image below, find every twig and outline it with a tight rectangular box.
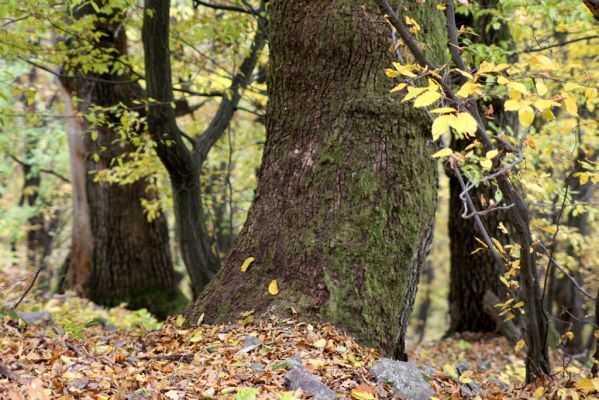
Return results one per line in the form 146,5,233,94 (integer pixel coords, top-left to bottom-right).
8,154,71,183
11,267,43,309
0,364,19,381
140,353,194,363
193,0,251,14
516,35,599,54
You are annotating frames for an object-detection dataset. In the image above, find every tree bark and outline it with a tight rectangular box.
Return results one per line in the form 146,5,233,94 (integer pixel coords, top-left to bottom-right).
187,0,445,359
61,2,185,317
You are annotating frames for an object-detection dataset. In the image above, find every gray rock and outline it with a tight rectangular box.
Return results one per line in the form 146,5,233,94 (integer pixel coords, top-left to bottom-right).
460,381,483,398
455,362,483,398
370,358,434,400
284,367,337,400
237,336,262,355
17,311,52,325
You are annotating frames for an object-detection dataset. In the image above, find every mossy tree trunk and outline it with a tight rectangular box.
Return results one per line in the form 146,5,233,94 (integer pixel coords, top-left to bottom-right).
61,2,185,318
187,0,445,359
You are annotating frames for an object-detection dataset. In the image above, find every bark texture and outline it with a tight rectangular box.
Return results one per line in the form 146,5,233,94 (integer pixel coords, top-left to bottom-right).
61,3,185,317
188,0,445,359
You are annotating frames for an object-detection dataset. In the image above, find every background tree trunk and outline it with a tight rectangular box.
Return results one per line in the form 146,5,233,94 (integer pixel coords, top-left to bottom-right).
448,0,513,333
187,0,445,359
59,89,93,296
61,3,185,317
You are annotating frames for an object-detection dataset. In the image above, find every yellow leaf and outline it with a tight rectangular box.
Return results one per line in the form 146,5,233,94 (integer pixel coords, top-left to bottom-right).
240,257,255,272
497,76,510,85
543,109,555,120
313,338,327,349
533,386,546,398
390,83,407,93
268,280,279,295
443,364,458,379
431,148,453,159
432,114,455,141
533,98,557,111
414,91,441,107
436,4,446,10
456,81,475,98
518,105,535,127
535,79,548,96
480,159,492,170
391,62,418,77
585,87,598,101
430,107,456,114
404,16,421,32
504,99,521,111
515,339,525,352
351,389,377,400
175,315,186,328
508,81,529,95
402,86,427,102
486,149,498,160
477,61,495,74
450,112,478,135
455,69,474,80
493,63,510,72
574,378,599,393
564,82,583,92
385,69,402,78
566,366,581,374
564,95,578,116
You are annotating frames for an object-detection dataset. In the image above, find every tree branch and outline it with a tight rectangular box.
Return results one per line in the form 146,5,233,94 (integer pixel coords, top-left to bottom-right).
8,154,70,183
193,0,251,14
517,35,599,54
193,7,267,166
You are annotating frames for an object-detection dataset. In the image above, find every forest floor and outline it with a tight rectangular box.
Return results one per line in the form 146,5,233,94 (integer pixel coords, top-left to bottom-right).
0,268,597,399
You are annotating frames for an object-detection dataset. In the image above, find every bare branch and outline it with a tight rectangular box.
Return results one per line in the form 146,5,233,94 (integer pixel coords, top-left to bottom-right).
193,9,267,165
193,0,251,14
8,154,71,183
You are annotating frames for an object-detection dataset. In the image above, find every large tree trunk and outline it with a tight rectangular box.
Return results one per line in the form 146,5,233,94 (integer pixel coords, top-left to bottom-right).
448,0,513,333
187,0,445,359
61,3,185,317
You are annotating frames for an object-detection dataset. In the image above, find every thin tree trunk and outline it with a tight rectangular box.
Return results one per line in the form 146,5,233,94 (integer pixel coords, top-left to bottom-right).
187,0,445,359
142,0,266,297
59,88,93,296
